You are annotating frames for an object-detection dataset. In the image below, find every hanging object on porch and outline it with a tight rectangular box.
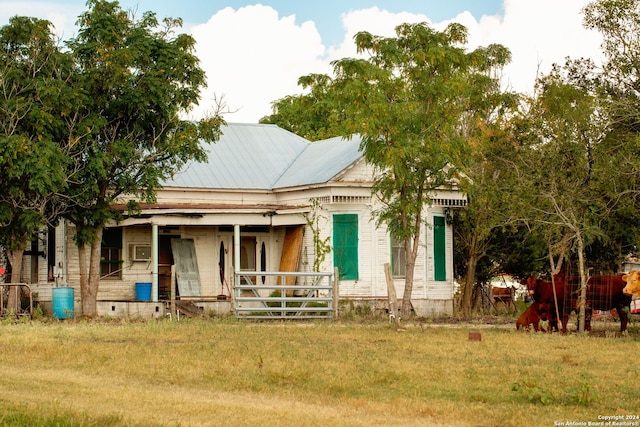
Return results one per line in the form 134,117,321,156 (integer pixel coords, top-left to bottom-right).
170,238,202,297
261,242,266,284
218,241,230,299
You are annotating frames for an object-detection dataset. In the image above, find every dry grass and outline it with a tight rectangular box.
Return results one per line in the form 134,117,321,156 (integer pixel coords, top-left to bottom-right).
0,316,639,426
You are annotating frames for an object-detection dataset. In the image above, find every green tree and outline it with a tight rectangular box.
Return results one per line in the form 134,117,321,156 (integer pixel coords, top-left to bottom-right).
584,0,640,260
260,74,344,141
508,60,608,331
63,0,223,317
453,120,525,315
0,16,71,311
263,23,511,316
449,43,520,316
327,23,511,315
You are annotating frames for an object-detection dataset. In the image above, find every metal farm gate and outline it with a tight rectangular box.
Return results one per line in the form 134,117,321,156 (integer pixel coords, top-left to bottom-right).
234,271,337,319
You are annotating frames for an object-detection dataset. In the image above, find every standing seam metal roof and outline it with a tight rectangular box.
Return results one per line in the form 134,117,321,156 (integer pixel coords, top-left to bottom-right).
163,123,363,190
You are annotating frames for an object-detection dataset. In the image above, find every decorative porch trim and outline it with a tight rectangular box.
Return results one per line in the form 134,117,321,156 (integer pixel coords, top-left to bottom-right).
316,195,371,204
431,198,467,207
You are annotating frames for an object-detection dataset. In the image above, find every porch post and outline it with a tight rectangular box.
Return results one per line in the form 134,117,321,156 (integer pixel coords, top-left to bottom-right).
234,224,240,286
152,223,158,302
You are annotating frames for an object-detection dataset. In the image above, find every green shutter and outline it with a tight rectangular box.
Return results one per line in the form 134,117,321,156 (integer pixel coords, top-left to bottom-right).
434,216,446,281
333,214,358,280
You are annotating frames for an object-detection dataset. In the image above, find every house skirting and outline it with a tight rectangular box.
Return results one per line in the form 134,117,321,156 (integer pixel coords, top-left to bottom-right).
412,299,454,317
98,301,166,319
339,297,453,318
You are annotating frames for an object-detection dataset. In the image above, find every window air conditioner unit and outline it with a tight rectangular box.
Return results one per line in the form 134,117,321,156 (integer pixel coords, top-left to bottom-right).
130,244,152,262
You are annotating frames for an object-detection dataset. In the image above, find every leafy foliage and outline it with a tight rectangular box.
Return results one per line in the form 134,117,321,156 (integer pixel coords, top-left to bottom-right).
0,16,70,257
63,1,223,239
329,23,513,314
260,74,345,141
1,1,224,316
57,0,225,316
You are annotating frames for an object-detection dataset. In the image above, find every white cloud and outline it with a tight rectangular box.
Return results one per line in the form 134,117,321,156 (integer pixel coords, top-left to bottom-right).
327,7,431,61
191,2,603,122
0,2,82,40
190,5,331,122
461,0,603,94
1,1,605,123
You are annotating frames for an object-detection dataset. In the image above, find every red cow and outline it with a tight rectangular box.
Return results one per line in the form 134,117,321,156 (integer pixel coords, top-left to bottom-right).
524,275,565,332
526,273,631,333
580,274,631,333
516,301,552,332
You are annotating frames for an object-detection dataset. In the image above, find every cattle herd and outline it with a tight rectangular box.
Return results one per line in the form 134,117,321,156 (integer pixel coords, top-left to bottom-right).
515,270,640,333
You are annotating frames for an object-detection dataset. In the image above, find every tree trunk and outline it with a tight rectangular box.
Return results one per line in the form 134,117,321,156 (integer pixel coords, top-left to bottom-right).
5,246,26,314
576,234,587,333
78,243,89,317
401,234,420,316
547,248,565,332
460,229,481,317
81,224,103,318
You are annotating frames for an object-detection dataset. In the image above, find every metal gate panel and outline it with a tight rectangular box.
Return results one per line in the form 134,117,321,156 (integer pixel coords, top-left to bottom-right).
234,271,335,319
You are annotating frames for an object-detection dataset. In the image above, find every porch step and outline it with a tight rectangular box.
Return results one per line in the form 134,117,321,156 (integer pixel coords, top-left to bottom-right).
175,301,202,317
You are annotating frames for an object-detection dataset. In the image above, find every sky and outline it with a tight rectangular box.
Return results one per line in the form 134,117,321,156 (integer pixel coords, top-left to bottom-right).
0,0,604,123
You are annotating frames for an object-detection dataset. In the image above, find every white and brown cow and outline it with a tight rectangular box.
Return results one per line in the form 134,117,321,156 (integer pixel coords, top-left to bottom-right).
622,270,640,297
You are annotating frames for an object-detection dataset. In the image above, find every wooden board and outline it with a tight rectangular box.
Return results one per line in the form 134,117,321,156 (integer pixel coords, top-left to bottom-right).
170,239,202,297
384,263,399,324
278,226,304,290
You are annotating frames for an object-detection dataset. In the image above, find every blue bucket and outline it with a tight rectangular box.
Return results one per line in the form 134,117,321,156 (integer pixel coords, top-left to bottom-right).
135,282,152,301
52,287,74,319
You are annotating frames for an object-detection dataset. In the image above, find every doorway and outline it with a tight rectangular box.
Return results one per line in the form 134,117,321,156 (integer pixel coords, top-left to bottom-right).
158,235,178,299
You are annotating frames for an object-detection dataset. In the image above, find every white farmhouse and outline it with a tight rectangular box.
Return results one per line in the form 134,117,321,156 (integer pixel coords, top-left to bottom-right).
22,123,467,318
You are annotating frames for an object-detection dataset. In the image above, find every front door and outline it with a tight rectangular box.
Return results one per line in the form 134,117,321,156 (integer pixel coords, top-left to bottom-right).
158,235,178,300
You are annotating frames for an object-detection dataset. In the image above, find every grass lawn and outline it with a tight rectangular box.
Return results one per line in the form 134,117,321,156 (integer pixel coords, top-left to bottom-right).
0,316,638,426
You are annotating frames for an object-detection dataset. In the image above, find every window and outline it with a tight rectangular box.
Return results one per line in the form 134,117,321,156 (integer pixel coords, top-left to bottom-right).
433,216,446,281
333,214,358,280
390,235,406,278
101,228,123,279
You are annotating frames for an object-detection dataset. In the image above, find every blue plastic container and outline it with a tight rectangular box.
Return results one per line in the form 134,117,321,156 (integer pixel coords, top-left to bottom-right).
135,282,152,301
52,287,74,319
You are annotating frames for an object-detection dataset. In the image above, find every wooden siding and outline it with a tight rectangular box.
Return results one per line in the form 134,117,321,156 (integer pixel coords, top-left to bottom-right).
333,158,374,183
303,199,451,303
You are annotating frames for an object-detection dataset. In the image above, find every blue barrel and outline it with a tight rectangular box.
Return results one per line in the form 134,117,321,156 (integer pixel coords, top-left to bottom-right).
135,282,152,301
52,287,74,319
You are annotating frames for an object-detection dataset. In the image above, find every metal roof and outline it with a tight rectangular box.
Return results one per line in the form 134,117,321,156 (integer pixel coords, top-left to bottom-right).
164,123,363,190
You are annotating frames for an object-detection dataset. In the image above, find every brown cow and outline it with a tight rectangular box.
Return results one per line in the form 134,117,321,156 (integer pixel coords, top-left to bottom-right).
579,274,631,332
491,286,515,307
622,270,640,297
524,275,565,332
528,273,632,333
516,301,552,332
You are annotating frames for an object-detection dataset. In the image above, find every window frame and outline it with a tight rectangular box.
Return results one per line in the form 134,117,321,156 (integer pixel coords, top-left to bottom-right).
390,234,406,278
100,228,123,280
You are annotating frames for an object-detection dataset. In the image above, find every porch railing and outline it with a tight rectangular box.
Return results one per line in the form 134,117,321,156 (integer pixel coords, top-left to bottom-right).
234,271,337,319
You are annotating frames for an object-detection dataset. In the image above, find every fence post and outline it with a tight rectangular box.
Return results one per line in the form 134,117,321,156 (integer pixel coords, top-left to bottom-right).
384,263,400,324
332,267,339,319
